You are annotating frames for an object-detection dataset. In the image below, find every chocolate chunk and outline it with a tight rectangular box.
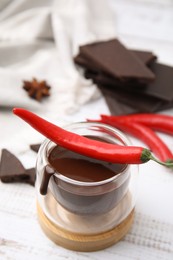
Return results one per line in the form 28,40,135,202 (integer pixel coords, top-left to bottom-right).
30,144,41,153
0,149,36,187
84,69,146,89
87,62,173,103
135,63,173,101
75,40,173,114
0,149,28,183
75,49,156,69
98,84,162,113
75,46,157,89
80,39,155,82
102,94,139,115
25,168,36,186
99,81,172,115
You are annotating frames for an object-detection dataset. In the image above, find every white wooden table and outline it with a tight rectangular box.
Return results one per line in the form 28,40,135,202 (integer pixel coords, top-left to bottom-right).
0,0,173,259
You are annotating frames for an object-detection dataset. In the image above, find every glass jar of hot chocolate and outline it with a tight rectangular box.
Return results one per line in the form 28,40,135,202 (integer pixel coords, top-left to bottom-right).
36,122,139,251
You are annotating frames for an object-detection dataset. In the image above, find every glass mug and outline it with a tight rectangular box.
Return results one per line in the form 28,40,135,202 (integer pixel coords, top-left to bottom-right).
36,122,139,250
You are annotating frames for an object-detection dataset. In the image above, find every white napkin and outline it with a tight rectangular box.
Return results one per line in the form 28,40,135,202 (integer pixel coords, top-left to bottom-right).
0,0,116,115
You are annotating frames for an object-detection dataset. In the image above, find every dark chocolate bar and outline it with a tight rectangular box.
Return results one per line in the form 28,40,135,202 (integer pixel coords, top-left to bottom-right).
75,40,173,114
74,49,156,69
85,62,173,102
80,39,155,82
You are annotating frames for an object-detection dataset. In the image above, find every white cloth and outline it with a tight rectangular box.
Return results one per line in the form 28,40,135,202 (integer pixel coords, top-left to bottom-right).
0,0,116,115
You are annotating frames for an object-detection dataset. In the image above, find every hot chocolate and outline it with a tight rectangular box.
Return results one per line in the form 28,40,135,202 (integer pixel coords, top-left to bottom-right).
40,143,130,215
48,146,126,182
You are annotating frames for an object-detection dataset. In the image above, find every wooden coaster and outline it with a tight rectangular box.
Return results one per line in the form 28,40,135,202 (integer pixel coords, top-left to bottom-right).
37,202,134,252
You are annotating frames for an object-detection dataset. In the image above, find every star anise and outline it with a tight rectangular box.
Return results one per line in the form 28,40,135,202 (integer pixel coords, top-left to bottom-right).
23,78,51,101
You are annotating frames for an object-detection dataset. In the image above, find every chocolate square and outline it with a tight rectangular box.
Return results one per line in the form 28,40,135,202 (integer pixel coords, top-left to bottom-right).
0,149,36,186
102,94,139,115
98,84,163,113
80,39,155,83
135,63,173,101
74,49,156,69
0,149,28,183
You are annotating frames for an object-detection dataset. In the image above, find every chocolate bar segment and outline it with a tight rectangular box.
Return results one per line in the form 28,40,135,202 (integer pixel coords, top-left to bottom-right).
75,49,156,69
75,49,157,88
80,39,155,82
84,61,173,102
75,40,173,114
0,149,36,186
136,63,173,101
98,84,162,113
0,149,27,183
84,69,146,89
102,93,139,115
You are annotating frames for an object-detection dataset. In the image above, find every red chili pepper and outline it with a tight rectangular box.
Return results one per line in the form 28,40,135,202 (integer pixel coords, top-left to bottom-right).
13,108,173,167
100,113,173,135
99,115,173,163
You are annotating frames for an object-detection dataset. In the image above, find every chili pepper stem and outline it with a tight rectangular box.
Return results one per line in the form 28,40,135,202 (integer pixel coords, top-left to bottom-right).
141,148,173,168
149,154,173,168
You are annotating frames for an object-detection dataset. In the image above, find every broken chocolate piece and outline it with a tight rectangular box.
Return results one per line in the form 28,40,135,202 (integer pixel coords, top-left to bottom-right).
75,49,157,88
75,40,173,114
135,63,173,101
0,149,36,186
98,84,162,113
84,69,146,89
86,62,173,102
75,46,157,91
23,78,51,101
30,144,41,153
0,149,27,183
80,39,155,83
25,168,36,186
103,89,173,115
74,49,156,70
102,94,139,115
